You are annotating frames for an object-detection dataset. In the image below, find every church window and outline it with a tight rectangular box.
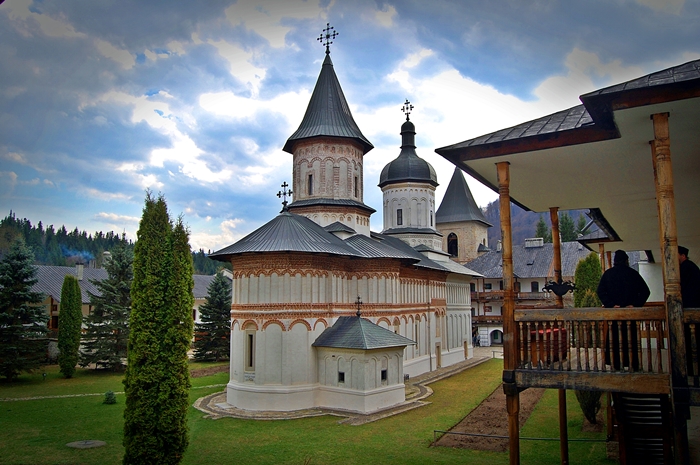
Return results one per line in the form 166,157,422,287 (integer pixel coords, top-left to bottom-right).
354,176,358,197
245,331,255,371
338,371,345,384
397,209,403,226
430,211,433,227
448,233,458,257
381,369,387,383
531,281,539,293
308,174,313,195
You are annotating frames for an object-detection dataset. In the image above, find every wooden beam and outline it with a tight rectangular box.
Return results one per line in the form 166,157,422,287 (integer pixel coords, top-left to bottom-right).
549,207,569,465
599,243,606,272
497,161,520,465
515,370,670,394
651,112,690,465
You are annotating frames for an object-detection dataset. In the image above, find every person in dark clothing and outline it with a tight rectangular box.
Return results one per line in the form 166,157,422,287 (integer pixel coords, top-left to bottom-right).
597,250,651,370
679,246,700,308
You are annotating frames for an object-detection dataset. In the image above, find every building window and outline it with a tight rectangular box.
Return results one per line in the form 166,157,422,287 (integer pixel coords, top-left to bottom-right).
397,209,403,226
308,174,313,195
448,233,458,257
381,369,387,383
430,211,433,227
354,176,358,197
470,282,476,292
484,305,492,313
514,281,521,293
338,371,345,384
484,283,492,291
499,280,504,290
245,331,255,371
531,281,539,293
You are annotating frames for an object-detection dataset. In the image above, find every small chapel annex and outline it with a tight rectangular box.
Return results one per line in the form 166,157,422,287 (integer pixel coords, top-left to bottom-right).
210,29,484,414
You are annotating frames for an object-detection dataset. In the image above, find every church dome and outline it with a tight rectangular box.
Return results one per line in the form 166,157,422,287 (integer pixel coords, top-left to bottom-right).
378,119,437,188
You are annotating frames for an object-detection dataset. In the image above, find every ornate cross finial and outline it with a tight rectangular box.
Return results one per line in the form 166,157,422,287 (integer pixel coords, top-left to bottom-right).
355,295,362,317
317,22,338,54
401,99,414,121
277,182,293,212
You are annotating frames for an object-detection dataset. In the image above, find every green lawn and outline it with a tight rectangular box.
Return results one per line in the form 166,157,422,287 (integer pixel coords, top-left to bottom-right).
0,360,614,465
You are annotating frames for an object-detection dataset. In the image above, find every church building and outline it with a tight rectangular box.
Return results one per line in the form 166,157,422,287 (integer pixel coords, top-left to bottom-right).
211,27,484,414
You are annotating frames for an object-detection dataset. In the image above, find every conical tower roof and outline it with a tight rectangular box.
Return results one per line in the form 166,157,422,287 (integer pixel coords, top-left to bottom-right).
435,167,491,226
283,53,373,154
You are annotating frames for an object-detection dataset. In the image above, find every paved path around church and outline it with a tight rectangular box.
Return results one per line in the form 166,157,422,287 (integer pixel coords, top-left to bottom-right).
193,349,498,425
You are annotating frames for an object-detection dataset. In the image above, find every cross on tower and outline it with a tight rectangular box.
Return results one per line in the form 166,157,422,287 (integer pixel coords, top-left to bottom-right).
355,295,362,317
277,182,293,211
317,22,338,54
401,99,414,121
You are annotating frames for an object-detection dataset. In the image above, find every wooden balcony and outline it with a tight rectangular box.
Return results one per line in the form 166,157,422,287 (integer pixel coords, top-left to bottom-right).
511,306,700,405
471,290,554,303
472,314,503,325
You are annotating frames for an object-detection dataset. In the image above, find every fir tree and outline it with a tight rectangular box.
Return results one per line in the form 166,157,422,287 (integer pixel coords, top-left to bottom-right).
573,252,603,308
575,213,588,237
559,212,577,242
194,272,232,362
123,193,193,465
58,275,82,378
80,240,133,370
0,240,47,380
535,215,552,243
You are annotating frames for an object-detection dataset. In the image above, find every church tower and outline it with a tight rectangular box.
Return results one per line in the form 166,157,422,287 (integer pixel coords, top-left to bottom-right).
378,102,442,250
435,167,491,263
283,25,375,236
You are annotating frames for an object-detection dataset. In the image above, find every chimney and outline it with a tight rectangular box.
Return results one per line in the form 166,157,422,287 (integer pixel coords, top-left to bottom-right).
76,263,84,281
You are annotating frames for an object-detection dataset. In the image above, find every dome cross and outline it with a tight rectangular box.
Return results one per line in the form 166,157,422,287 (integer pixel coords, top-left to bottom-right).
277,182,293,211
401,99,414,121
317,23,338,54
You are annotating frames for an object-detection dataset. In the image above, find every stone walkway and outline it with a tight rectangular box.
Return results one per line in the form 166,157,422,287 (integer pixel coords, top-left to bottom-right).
193,353,492,425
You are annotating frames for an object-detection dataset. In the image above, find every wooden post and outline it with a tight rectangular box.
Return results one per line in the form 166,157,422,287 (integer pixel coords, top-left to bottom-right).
650,112,690,465
599,243,606,272
550,207,569,465
497,162,520,465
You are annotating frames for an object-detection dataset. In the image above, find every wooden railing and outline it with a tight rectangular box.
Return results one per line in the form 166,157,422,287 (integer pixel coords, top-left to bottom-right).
473,315,503,324
684,308,700,404
512,306,671,394
471,291,554,302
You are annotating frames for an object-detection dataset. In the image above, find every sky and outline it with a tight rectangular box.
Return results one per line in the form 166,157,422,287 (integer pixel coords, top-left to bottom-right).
1,0,699,254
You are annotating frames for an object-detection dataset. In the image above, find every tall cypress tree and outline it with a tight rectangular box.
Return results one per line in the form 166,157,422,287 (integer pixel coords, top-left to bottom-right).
194,271,232,362
574,252,603,308
58,275,82,378
0,240,47,380
123,193,193,465
81,240,133,370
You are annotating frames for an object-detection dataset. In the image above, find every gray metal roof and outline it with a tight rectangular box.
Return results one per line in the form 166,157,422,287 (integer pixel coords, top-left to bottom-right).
324,221,356,234
436,105,593,153
312,316,415,349
381,226,443,236
32,265,108,303
464,241,592,280
210,212,362,259
435,167,491,226
193,273,232,300
288,197,376,214
283,53,373,154
378,120,437,188
344,234,418,260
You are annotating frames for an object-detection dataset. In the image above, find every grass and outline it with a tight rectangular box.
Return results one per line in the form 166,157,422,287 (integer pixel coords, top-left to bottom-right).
0,359,613,465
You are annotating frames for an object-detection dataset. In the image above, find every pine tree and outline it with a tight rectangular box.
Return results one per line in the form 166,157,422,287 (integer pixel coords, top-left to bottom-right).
559,212,577,242
58,275,82,378
80,240,133,370
0,240,47,380
535,215,552,243
194,272,232,362
123,193,193,465
575,213,588,237
573,252,603,308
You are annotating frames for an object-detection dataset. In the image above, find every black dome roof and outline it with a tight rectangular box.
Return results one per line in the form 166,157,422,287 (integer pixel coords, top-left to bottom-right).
378,119,437,188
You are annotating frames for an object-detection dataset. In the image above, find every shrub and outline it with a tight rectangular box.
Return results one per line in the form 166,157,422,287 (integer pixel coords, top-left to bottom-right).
574,389,602,424
104,390,117,404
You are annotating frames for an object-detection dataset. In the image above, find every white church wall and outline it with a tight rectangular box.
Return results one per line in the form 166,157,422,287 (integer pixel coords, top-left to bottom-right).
262,323,283,384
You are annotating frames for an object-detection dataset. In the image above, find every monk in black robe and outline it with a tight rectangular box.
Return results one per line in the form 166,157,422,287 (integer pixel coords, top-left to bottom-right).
597,250,650,370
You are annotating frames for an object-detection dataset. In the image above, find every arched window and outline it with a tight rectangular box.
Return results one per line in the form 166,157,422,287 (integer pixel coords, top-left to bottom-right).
307,174,313,195
448,233,458,257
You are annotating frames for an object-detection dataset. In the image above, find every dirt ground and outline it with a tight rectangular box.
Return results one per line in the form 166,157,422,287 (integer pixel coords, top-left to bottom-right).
190,364,228,378
434,384,545,452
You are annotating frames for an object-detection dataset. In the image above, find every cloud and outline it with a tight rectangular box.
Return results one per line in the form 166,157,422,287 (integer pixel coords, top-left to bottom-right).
635,0,684,14
95,212,140,223
190,217,246,252
0,172,18,196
